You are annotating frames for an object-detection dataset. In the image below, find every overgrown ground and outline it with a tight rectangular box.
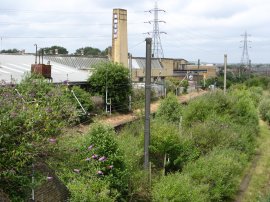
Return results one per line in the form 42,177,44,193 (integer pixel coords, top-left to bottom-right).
238,120,270,202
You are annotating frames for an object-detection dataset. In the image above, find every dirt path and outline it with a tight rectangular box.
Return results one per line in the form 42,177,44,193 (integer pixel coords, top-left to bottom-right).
235,120,270,202
102,90,207,127
235,154,261,202
73,90,207,134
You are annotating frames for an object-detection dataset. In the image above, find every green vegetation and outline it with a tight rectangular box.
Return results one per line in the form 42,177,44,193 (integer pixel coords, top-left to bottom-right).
75,46,110,56
43,45,69,54
3,74,270,201
0,48,20,53
241,121,270,202
156,92,182,124
0,74,79,200
88,62,132,112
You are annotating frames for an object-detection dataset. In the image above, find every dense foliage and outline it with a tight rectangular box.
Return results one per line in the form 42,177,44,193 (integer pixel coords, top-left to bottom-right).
48,123,129,201
0,74,79,200
151,89,260,201
43,45,68,54
88,62,132,112
2,74,269,201
75,46,109,56
156,93,182,124
0,48,20,53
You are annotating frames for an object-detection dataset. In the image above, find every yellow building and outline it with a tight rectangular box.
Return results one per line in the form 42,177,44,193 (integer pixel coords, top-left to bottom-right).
131,57,217,82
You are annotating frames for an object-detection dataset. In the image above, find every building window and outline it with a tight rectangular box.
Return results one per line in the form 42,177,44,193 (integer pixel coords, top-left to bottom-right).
139,77,144,82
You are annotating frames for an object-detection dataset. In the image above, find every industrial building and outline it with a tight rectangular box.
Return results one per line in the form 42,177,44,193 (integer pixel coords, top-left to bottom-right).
0,8,217,85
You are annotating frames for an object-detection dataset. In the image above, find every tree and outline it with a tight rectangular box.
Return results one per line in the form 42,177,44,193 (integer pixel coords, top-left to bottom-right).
0,48,20,53
43,45,68,54
75,47,101,56
88,62,131,112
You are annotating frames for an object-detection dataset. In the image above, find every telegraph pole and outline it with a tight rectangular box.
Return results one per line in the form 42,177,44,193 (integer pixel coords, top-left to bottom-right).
144,38,152,170
224,54,227,95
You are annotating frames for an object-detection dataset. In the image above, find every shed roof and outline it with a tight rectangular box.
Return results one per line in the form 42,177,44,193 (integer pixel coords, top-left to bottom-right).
0,54,90,84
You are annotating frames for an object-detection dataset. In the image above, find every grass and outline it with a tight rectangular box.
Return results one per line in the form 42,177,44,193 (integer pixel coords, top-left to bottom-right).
241,120,270,202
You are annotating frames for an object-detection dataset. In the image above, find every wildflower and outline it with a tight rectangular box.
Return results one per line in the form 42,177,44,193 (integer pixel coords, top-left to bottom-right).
88,145,94,150
92,154,98,159
108,165,113,169
98,156,107,162
49,138,57,144
85,157,91,161
47,176,53,180
73,169,80,173
97,170,103,175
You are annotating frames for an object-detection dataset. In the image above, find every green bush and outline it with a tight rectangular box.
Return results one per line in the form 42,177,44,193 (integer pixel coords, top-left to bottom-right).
244,76,270,89
156,93,182,124
182,91,229,127
152,173,209,202
228,89,259,127
0,75,79,200
116,121,152,201
48,123,130,201
185,116,237,155
88,62,132,112
259,98,270,123
185,116,257,157
183,149,247,201
149,120,199,173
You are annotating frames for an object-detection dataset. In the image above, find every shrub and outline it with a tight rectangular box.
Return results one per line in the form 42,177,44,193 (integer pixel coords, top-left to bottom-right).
183,149,247,201
259,98,270,123
228,89,259,127
149,120,199,173
0,75,79,200
49,123,130,201
156,93,182,124
182,91,229,127
152,173,209,202
84,123,129,196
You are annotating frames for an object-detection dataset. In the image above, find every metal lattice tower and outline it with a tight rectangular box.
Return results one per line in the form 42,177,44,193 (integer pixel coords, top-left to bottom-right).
145,2,166,58
240,31,251,67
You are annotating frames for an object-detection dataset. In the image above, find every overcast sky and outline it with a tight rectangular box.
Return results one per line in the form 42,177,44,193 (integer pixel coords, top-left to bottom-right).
1,0,270,63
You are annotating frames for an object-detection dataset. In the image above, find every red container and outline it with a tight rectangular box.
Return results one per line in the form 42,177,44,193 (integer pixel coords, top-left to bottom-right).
31,64,51,78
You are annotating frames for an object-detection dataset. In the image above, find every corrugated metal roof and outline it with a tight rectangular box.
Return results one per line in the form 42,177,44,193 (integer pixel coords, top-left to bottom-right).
0,54,90,84
44,56,109,69
130,58,163,69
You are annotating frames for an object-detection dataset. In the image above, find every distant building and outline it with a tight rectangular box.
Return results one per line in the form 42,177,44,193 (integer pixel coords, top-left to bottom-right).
131,57,217,82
